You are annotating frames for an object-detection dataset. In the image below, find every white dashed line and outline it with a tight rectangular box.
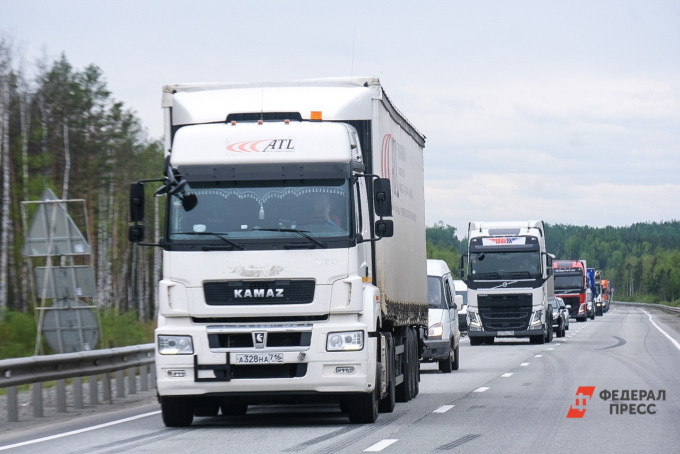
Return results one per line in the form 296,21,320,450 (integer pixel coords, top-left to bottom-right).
501,372,513,378
365,439,399,452
520,362,530,367
434,405,455,413
474,386,490,393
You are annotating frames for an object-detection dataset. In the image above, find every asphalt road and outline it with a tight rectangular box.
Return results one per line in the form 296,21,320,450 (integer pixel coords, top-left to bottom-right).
1,303,679,453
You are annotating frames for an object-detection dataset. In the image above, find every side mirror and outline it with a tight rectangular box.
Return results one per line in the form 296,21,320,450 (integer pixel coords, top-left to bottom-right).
129,225,145,243
373,178,392,217
375,219,394,238
454,294,463,311
130,183,145,222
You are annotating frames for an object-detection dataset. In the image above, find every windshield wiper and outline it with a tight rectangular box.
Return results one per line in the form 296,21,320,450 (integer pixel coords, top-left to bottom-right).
253,228,327,249
173,232,245,250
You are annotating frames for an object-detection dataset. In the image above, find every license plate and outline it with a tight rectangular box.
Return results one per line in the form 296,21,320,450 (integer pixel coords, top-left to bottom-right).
497,331,515,336
233,352,284,364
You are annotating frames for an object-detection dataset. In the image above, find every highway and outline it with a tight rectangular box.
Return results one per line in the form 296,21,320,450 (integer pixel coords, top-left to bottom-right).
1,304,679,453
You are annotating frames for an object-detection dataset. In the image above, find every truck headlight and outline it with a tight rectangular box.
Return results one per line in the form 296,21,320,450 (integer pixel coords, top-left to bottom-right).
530,310,543,327
158,335,194,355
327,331,364,351
428,323,443,339
468,311,481,328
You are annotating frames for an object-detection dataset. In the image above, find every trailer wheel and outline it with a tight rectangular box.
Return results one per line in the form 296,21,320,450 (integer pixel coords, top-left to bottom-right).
410,328,420,398
161,396,194,427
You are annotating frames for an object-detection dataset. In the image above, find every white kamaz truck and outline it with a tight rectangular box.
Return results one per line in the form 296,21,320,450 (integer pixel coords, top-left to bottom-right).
129,77,428,425
459,220,555,345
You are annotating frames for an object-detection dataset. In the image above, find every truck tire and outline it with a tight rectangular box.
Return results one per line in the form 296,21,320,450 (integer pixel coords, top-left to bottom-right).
161,396,193,427
395,329,412,402
530,334,545,344
469,337,482,346
378,334,396,413
545,321,553,343
348,364,379,424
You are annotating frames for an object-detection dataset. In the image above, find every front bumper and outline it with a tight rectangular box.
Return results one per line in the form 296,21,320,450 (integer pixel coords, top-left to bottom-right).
421,339,450,361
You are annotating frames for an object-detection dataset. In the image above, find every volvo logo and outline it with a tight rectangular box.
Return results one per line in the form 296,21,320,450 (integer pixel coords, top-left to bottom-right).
233,288,284,298
253,332,267,349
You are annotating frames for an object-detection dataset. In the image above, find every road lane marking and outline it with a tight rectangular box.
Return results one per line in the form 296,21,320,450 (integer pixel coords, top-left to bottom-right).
520,362,530,366
547,348,554,351
434,405,455,413
640,308,680,352
365,439,398,451
473,387,490,392
501,373,513,378
534,354,543,357
0,411,161,451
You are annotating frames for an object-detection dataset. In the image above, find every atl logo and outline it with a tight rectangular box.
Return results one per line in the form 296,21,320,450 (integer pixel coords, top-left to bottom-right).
567,386,596,418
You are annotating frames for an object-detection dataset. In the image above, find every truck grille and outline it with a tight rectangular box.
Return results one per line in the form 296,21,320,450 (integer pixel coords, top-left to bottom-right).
561,296,581,316
478,294,532,331
204,280,315,305
208,331,312,349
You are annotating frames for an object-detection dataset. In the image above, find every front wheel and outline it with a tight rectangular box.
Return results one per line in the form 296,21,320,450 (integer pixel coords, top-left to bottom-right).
438,340,454,373
161,396,193,427
347,384,379,423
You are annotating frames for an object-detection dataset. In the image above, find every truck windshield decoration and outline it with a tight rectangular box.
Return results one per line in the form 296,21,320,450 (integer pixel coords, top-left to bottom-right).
469,250,541,280
168,179,351,243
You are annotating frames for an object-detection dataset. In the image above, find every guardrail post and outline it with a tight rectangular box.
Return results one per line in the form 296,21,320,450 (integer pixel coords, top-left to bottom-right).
151,364,157,388
32,382,43,418
116,370,125,398
7,386,18,422
73,376,83,408
56,379,67,412
140,364,149,391
127,366,137,394
103,373,112,403
88,375,98,405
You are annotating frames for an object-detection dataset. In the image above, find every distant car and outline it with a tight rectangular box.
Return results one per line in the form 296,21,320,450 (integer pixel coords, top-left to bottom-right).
422,260,461,373
555,296,569,335
453,279,468,332
548,298,565,338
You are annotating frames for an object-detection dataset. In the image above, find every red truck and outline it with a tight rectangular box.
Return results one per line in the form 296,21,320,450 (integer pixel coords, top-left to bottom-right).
553,260,589,322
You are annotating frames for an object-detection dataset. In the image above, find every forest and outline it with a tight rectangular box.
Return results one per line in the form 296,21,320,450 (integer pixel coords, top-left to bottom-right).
427,221,680,305
0,42,678,330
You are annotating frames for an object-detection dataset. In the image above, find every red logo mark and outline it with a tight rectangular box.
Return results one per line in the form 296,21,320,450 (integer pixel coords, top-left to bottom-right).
567,386,596,418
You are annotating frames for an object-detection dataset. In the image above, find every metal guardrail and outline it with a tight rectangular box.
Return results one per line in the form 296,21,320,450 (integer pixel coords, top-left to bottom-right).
0,343,155,422
612,301,680,314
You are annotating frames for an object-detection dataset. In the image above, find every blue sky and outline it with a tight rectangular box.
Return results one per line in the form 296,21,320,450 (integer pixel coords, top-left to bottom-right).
2,0,679,238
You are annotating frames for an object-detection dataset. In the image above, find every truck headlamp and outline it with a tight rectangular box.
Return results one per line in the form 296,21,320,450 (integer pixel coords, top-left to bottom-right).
158,335,194,355
327,331,364,351
468,311,481,328
530,310,543,327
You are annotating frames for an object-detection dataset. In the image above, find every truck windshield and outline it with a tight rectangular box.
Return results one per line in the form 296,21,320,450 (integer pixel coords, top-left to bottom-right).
554,273,583,290
469,250,541,279
167,179,351,241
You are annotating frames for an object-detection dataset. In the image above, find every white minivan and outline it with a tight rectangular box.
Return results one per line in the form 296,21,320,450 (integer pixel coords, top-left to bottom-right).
422,259,461,373
453,279,468,332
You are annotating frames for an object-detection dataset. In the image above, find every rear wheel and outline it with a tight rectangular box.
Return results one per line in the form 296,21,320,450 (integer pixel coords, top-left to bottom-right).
452,343,460,371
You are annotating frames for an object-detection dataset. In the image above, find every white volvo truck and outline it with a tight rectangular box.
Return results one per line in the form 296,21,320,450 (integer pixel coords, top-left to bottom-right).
129,77,428,425
460,220,554,345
